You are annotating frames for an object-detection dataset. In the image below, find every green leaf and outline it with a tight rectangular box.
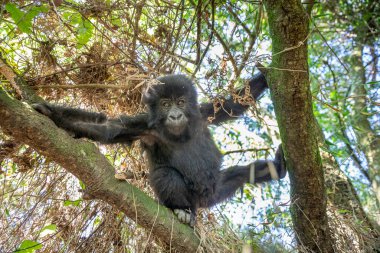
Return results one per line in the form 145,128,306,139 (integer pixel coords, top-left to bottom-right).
62,11,82,25
5,3,48,34
338,209,350,214
76,19,94,48
353,125,364,132
329,90,337,100
111,16,122,27
94,216,102,226
64,199,82,206
5,3,49,33
15,240,42,253
79,180,86,190
5,3,27,32
360,111,373,116
324,139,335,146
25,5,49,21
39,224,57,237
313,14,331,18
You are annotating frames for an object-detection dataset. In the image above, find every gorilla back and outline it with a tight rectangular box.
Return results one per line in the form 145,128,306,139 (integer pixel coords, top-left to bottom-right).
33,73,286,226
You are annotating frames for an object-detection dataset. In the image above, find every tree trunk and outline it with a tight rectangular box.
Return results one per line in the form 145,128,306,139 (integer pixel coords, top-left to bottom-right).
350,44,380,205
263,1,335,251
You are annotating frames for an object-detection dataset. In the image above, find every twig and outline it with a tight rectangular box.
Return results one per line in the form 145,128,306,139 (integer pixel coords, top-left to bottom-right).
226,4,252,36
192,0,215,77
311,24,350,74
236,4,262,77
223,148,271,156
196,0,202,64
257,66,307,73
32,83,137,90
303,0,315,16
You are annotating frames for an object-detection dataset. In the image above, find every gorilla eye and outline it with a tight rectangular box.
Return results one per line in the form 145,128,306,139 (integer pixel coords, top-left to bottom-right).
161,100,171,108
177,98,185,107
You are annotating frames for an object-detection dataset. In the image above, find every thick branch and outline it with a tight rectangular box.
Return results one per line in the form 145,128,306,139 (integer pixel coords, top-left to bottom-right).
0,87,200,252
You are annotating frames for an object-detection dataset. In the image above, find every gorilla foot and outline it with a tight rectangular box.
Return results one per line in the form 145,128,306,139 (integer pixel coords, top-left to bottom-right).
173,209,196,227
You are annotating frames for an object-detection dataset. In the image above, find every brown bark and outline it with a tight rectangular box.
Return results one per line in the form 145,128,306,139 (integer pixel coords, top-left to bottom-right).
263,1,334,251
0,87,201,252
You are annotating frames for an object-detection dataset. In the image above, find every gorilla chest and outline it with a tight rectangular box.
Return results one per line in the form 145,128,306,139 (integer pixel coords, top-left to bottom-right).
172,141,221,172
145,135,222,176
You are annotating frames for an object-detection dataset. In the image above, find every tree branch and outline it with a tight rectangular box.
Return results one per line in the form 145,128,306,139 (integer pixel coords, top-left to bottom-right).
0,85,200,252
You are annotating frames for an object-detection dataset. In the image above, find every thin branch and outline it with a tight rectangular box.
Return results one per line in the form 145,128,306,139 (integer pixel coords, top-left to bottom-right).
131,2,144,61
67,5,146,72
324,60,370,181
0,56,42,103
134,33,197,65
31,83,142,90
192,0,215,77
256,66,307,73
226,5,252,36
223,148,270,156
311,24,350,74
236,4,262,77
189,0,238,75
255,62,268,76
312,95,340,112
272,33,312,58
303,0,315,16
369,42,378,82
0,57,23,98
196,0,202,64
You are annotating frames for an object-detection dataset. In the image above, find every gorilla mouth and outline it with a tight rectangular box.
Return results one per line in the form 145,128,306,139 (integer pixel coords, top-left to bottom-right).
165,121,187,135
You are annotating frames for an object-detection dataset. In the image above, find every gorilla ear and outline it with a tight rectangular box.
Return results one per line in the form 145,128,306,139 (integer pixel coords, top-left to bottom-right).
142,85,157,104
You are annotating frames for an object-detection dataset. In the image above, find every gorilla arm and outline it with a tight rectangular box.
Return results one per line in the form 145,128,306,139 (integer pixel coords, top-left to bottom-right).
199,72,268,124
198,72,287,207
33,103,149,144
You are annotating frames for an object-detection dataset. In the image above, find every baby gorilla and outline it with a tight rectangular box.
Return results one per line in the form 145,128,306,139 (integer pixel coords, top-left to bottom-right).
33,73,286,226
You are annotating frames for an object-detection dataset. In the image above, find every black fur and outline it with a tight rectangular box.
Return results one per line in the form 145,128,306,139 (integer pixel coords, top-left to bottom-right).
200,73,268,124
33,73,286,226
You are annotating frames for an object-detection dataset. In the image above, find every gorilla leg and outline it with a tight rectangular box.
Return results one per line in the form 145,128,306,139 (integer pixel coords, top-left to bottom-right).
149,167,198,226
204,146,286,207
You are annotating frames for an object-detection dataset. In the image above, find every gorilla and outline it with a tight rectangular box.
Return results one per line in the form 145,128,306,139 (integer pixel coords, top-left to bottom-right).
33,72,286,226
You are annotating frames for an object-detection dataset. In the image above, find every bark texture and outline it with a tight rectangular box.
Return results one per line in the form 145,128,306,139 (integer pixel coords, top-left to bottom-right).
263,1,334,251
0,87,200,252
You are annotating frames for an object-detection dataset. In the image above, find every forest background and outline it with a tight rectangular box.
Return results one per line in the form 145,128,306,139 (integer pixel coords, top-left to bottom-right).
0,0,379,252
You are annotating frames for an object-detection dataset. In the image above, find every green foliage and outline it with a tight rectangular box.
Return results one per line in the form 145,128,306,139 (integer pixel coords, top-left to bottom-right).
76,19,94,47
39,224,57,237
64,199,82,206
15,240,42,253
79,180,86,190
61,11,94,48
5,3,48,34
1,0,379,251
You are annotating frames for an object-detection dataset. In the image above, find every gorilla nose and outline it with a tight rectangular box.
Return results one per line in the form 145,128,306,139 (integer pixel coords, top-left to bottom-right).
169,113,183,121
